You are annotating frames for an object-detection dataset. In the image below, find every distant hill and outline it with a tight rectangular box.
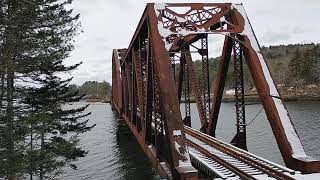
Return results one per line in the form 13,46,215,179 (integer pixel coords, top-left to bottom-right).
261,43,319,86
77,43,319,102
69,81,111,101
186,43,320,91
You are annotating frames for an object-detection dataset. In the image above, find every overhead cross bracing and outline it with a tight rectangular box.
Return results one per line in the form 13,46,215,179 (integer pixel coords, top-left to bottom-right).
111,3,320,180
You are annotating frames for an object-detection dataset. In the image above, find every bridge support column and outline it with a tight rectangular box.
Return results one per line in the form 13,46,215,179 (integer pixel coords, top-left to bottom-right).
207,37,233,137
230,35,247,150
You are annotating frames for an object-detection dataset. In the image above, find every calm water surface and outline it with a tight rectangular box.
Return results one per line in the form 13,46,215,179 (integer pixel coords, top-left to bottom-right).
60,101,320,179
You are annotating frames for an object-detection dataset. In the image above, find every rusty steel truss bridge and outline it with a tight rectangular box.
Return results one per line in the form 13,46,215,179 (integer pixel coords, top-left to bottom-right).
111,3,320,180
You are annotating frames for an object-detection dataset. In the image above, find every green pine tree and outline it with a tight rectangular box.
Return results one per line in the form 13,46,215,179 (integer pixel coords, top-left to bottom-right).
0,0,95,179
288,49,302,82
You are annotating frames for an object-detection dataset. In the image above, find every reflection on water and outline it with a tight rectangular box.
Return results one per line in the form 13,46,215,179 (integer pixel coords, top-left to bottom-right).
181,101,320,165
60,101,319,179
59,102,159,180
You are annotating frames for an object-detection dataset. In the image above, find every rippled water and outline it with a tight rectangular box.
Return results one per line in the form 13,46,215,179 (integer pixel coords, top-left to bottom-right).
59,101,320,179
59,102,159,180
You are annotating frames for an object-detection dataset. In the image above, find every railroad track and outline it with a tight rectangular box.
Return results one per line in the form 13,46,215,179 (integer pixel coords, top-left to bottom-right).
184,126,297,179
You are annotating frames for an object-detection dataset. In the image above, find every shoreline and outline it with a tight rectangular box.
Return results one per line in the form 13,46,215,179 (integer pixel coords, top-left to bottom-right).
84,94,320,104
221,95,320,103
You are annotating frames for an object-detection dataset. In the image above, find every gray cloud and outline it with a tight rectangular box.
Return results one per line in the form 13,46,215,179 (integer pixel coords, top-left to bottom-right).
261,31,292,44
67,0,320,85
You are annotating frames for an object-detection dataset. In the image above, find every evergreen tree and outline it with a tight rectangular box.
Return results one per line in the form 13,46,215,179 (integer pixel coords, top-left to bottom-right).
309,46,320,83
288,49,302,82
0,0,38,178
0,0,94,179
24,75,93,179
21,0,94,179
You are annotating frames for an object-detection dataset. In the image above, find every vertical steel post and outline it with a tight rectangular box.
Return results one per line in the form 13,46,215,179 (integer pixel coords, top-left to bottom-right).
145,37,153,144
231,37,247,150
207,37,233,137
200,35,210,122
183,47,207,128
153,58,164,161
183,60,191,127
133,48,142,132
171,54,176,81
177,60,184,103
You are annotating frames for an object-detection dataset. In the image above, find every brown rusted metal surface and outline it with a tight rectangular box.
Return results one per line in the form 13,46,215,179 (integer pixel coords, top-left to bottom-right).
183,48,207,128
148,4,198,179
240,35,320,173
185,126,296,180
230,35,247,150
200,36,210,125
111,49,122,113
207,36,233,137
111,3,320,178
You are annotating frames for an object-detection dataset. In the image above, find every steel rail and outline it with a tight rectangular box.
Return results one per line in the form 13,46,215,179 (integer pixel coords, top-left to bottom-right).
185,126,296,180
187,138,257,180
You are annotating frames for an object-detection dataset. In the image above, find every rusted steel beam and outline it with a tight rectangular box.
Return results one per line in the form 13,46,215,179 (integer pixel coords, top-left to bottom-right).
183,61,191,127
183,48,207,128
121,65,128,117
241,35,320,173
111,49,122,113
125,61,133,122
133,49,143,132
185,126,296,180
170,54,176,80
165,5,244,52
121,115,172,179
200,36,210,123
140,37,148,137
187,138,256,180
230,36,247,151
131,55,138,127
145,36,153,144
112,2,320,177
177,60,184,103
121,8,149,66
147,4,198,179
207,36,233,137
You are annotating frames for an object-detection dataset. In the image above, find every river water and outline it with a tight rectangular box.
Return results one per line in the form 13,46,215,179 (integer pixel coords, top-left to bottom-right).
59,101,320,180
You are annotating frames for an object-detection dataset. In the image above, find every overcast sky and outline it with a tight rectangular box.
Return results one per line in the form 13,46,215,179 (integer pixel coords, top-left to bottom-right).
67,0,320,85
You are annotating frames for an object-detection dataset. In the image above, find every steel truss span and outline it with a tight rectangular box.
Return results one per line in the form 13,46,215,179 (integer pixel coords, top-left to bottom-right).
111,3,320,179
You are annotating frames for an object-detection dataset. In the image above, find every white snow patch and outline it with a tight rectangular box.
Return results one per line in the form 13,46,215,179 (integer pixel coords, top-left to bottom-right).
157,22,172,37
273,97,307,157
232,4,260,51
233,4,307,158
253,174,276,180
176,16,187,23
220,16,226,22
174,141,191,167
184,126,296,173
292,173,320,180
197,27,206,32
173,130,182,136
257,53,279,97
165,42,173,51
178,159,191,167
154,3,166,10
154,4,234,51
174,141,185,155
179,29,191,36
225,89,235,95
189,150,230,179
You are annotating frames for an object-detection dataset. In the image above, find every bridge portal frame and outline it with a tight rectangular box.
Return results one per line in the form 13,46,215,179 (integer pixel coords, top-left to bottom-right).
112,3,320,179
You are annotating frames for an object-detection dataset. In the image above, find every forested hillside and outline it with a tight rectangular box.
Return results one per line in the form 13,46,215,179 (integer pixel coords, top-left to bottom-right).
69,81,111,101
104,43,320,100
189,43,320,93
